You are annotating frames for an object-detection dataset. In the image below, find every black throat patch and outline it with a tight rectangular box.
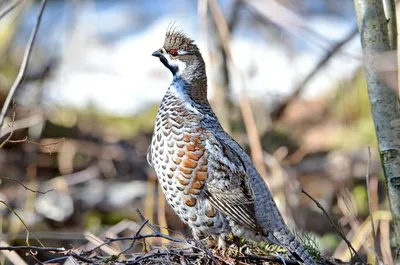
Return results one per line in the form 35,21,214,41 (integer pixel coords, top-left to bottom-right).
159,56,178,75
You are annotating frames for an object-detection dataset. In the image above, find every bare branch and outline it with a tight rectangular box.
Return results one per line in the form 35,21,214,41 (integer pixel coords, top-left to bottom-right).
0,0,21,20
0,200,45,247
0,245,65,252
242,0,334,50
272,26,358,120
0,210,309,264
0,100,16,149
208,0,269,182
135,208,182,243
0,114,44,139
121,218,148,254
301,187,363,263
9,137,65,154
0,241,28,265
0,176,53,194
0,0,48,127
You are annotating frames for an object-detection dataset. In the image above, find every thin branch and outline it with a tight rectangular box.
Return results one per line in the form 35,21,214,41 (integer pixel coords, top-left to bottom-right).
42,256,68,264
0,241,28,265
242,0,341,51
208,0,240,132
7,136,27,143
82,209,185,260
0,0,48,127
0,100,16,149
28,253,44,265
188,239,220,265
8,137,65,154
66,252,95,264
0,0,21,20
272,26,359,120
335,191,370,257
0,114,44,139
82,220,149,257
121,219,148,254
0,200,45,247
0,245,65,252
127,252,181,265
0,176,53,194
208,0,269,181
301,187,364,263
135,208,182,242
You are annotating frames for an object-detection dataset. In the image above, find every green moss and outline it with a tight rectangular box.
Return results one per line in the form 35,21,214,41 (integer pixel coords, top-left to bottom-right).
299,232,323,263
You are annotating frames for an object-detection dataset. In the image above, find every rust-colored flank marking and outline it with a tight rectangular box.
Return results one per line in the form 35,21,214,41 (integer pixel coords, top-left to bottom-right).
185,197,197,207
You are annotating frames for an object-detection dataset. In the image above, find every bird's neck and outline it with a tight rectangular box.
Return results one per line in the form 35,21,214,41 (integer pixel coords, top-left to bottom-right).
163,73,219,125
173,68,208,105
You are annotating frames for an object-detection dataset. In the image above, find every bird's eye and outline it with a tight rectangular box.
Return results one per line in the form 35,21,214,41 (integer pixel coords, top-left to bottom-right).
169,49,179,56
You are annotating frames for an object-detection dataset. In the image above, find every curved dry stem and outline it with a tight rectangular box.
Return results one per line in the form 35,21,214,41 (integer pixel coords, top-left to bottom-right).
0,200,45,247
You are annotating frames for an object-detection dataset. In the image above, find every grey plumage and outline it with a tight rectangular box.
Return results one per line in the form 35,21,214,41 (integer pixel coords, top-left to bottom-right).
149,27,319,265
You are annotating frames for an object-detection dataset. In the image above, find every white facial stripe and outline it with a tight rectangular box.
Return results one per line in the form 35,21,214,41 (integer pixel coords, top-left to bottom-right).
170,59,186,75
178,50,189,55
163,51,187,76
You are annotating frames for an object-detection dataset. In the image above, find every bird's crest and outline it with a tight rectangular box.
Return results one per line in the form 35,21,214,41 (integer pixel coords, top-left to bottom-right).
164,22,198,52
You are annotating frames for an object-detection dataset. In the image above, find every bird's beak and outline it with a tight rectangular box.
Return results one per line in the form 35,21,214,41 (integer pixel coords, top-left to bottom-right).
152,50,162,57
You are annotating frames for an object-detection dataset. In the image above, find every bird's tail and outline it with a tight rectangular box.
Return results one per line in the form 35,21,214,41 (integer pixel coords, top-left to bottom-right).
267,227,320,265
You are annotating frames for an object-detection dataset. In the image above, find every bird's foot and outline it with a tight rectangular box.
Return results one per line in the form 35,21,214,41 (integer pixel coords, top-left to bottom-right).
218,236,227,249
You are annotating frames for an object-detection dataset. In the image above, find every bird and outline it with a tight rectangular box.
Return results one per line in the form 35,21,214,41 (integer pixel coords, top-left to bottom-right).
148,24,318,265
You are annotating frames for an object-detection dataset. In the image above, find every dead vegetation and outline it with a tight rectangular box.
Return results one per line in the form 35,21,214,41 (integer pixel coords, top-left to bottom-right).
0,0,399,264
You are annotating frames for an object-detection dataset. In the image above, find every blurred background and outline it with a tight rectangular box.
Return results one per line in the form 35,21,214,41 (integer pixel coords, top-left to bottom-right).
0,0,394,263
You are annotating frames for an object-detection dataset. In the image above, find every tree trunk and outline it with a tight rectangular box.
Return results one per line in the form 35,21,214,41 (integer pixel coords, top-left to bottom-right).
354,0,400,239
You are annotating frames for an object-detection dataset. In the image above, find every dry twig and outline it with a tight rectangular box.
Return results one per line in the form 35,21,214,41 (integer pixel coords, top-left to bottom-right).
0,0,48,127
0,0,21,20
8,137,65,154
0,209,310,264
0,245,65,252
207,0,269,181
271,26,358,120
0,176,53,194
301,187,363,263
0,100,17,149
336,211,392,261
0,114,44,139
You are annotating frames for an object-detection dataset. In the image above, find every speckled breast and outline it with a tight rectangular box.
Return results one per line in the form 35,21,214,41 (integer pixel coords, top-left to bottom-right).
150,91,227,235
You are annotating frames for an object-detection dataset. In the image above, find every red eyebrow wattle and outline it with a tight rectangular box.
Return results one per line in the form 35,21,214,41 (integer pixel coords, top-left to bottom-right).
169,49,179,56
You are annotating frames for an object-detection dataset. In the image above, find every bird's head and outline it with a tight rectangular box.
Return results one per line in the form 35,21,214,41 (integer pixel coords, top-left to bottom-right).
152,26,205,79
